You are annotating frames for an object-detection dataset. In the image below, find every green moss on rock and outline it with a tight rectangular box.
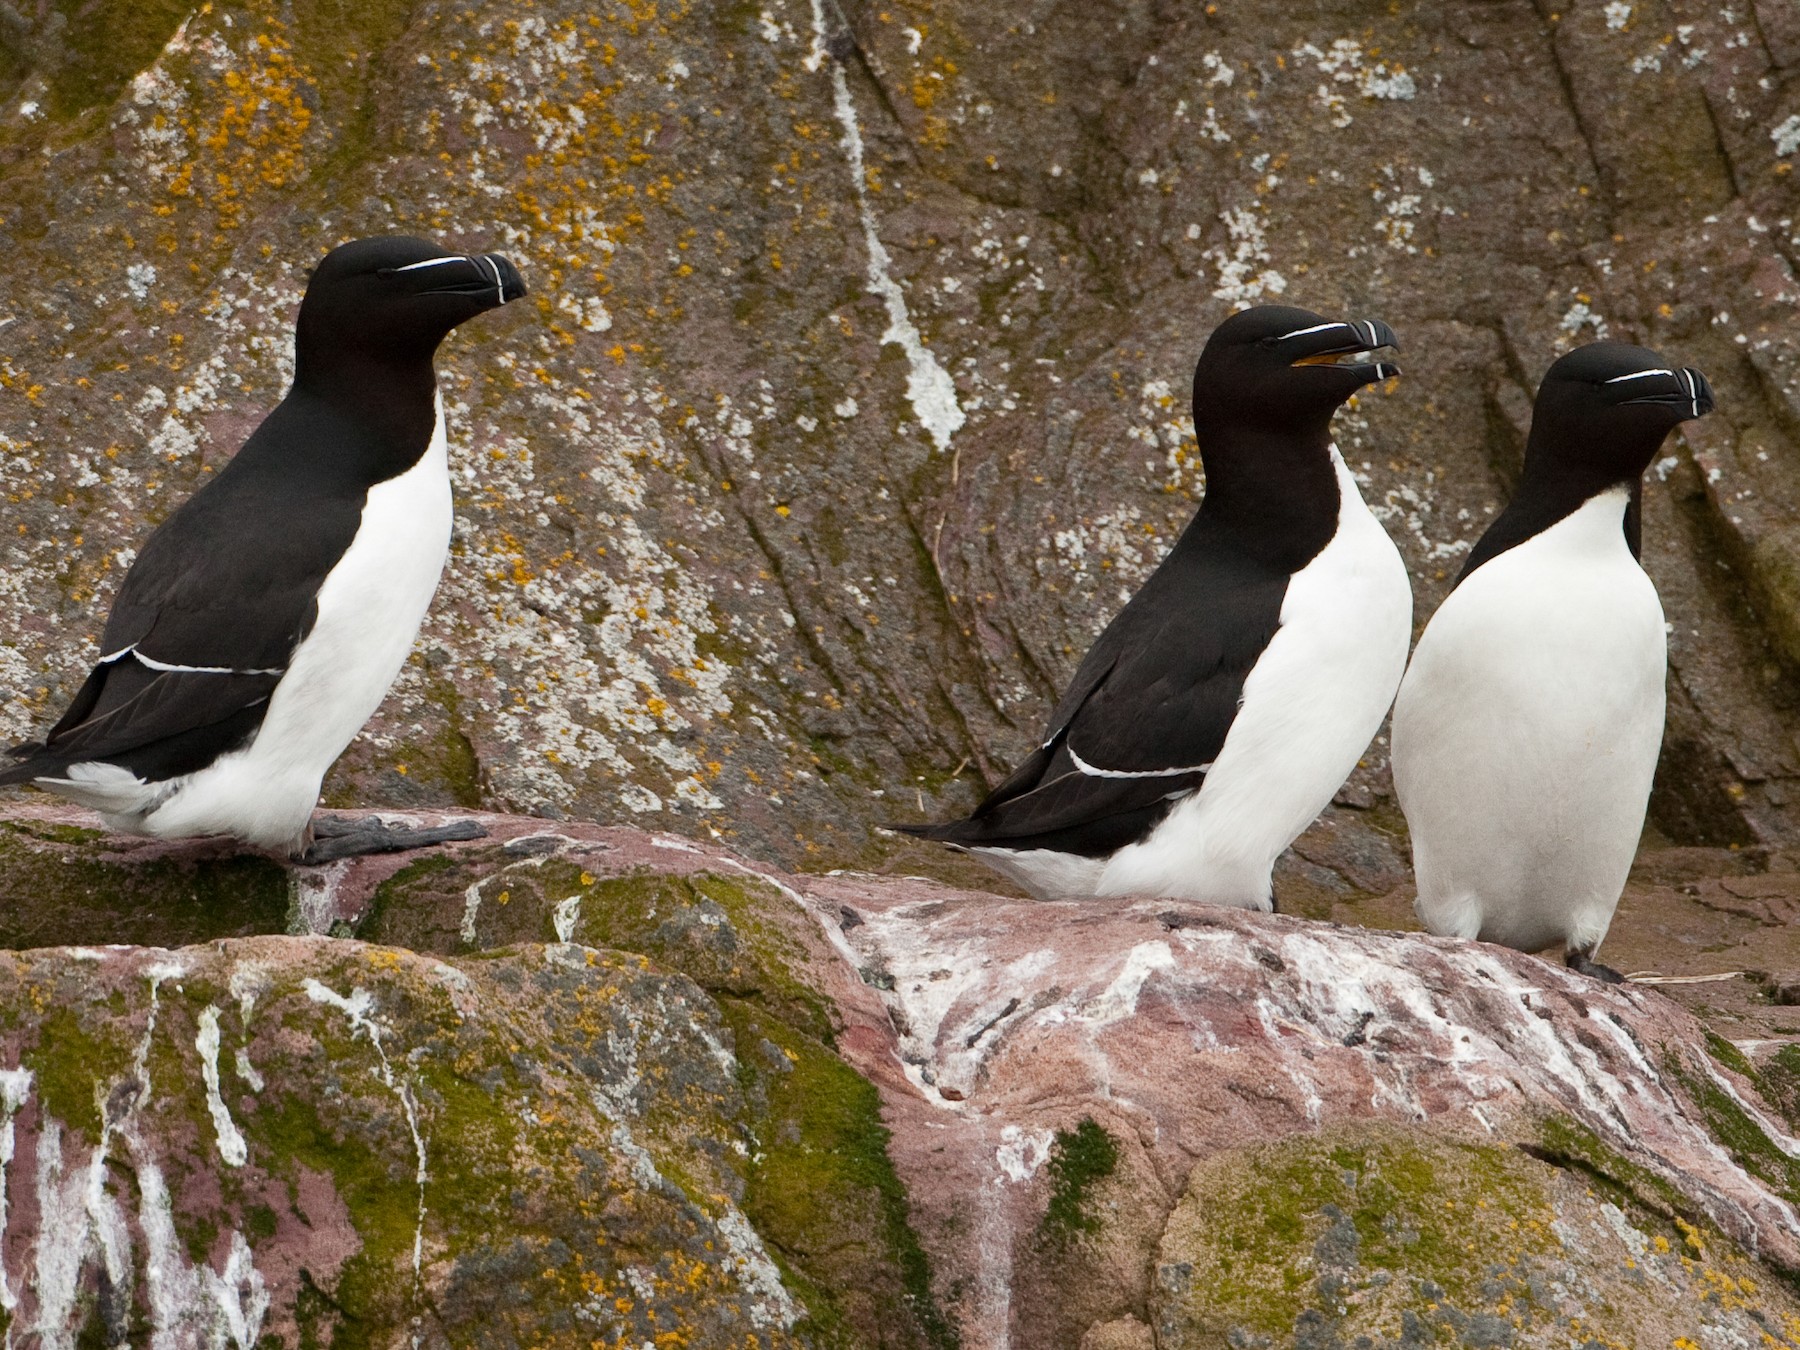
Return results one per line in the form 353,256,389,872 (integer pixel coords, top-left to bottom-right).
363,860,839,1044
1667,1051,1800,1207
1764,1044,1800,1132
723,998,957,1349
1155,1126,1561,1342
1039,1117,1119,1241
37,0,195,122
0,824,289,949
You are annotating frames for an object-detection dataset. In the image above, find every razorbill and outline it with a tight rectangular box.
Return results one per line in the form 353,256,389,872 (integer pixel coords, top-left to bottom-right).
1,236,526,860
898,305,1413,908
1390,342,1715,981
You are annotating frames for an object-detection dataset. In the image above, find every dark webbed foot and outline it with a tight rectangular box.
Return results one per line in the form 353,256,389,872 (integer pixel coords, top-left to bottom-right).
1564,946,1625,984
297,815,487,864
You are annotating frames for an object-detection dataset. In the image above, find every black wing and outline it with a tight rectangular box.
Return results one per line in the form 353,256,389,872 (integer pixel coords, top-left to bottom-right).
3,399,366,784
899,543,1290,857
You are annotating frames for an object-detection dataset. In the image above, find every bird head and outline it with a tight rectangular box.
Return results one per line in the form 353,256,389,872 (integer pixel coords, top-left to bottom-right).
295,235,528,370
1190,304,1400,440
1527,341,1715,484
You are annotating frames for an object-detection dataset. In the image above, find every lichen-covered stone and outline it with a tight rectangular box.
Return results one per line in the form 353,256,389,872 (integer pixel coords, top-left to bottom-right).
5,0,1800,871
3,807,1800,1345
0,935,946,1345
1152,1126,1800,1348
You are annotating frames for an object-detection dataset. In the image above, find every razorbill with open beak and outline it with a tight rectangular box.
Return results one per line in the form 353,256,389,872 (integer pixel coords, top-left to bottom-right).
1,236,526,861
1391,341,1714,981
898,305,1413,907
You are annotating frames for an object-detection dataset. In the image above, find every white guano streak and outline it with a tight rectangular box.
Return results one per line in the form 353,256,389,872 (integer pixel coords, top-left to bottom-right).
0,1067,33,1333
552,895,582,943
196,1007,248,1167
302,980,430,1278
807,0,964,453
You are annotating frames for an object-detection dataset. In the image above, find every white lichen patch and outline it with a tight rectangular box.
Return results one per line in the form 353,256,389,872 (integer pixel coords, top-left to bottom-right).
1558,299,1611,343
1371,163,1428,253
552,893,583,942
1773,114,1800,158
0,1066,33,1326
1127,377,1200,495
1051,506,1164,590
1297,38,1419,125
994,1124,1053,1183
714,1207,802,1330
1369,474,1476,564
1205,202,1289,307
23,961,269,1349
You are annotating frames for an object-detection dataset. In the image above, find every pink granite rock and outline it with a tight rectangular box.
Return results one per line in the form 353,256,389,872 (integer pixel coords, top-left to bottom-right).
1,807,1798,1344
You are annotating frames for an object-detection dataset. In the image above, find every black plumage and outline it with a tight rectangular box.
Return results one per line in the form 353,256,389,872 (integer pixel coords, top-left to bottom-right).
2,236,525,801
899,304,1399,858
1456,344,1712,584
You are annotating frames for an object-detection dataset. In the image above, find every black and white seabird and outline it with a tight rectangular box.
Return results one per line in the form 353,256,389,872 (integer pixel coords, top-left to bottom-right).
898,305,1413,908
1391,342,1715,981
0,236,526,860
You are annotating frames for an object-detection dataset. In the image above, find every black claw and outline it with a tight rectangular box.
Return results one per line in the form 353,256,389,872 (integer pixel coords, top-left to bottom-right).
1564,948,1626,984
298,817,487,864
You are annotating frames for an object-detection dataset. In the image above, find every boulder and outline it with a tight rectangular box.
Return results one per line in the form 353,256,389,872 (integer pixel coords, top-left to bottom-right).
0,806,1797,1345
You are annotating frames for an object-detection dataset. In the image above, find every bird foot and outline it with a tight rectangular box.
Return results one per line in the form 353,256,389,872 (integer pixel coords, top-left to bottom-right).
1564,946,1625,984
296,815,487,865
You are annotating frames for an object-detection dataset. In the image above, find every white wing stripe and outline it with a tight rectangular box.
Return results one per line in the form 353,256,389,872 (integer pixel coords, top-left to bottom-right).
1068,744,1213,779
126,647,286,677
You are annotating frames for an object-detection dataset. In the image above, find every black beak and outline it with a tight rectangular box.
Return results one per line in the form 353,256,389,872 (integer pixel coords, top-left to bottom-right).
1286,317,1401,383
1621,366,1714,420
406,254,528,306
483,253,528,305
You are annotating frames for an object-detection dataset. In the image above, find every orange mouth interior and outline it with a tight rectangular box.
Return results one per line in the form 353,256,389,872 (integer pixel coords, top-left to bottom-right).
1293,350,1374,367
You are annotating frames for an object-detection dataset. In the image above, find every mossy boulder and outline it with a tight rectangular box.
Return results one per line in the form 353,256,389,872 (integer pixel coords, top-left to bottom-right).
0,812,289,948
2,808,1800,1346
1152,1125,1800,1347
0,935,949,1346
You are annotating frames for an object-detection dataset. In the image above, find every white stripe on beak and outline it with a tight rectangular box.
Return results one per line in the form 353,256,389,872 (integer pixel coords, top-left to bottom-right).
1275,321,1355,341
478,254,505,306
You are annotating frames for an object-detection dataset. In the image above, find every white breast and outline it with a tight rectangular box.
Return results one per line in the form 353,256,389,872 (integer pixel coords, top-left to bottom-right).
1094,446,1414,907
1391,486,1666,954
140,397,455,850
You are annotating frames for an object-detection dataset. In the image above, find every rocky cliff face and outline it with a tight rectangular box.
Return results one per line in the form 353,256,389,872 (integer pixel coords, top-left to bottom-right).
0,807,1797,1345
3,0,1800,863
6,0,1800,1342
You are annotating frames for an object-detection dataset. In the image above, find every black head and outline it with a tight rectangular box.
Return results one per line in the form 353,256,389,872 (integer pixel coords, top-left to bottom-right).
1527,341,1714,484
1190,304,1400,440
294,235,527,377
1455,342,1714,584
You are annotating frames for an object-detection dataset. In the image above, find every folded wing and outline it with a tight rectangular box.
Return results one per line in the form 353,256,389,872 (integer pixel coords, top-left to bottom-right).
899,549,1289,856
3,448,363,785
